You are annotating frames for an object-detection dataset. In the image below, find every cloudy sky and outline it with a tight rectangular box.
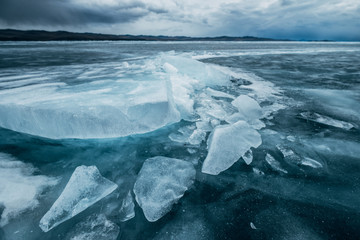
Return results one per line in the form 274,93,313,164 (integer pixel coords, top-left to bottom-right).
0,0,359,40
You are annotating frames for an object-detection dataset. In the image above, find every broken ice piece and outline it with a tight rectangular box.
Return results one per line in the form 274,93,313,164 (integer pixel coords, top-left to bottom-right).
133,156,195,222
300,157,323,169
39,166,118,232
231,95,262,121
265,154,288,174
119,191,135,222
66,214,120,240
206,87,235,99
202,120,262,175
242,149,253,165
299,112,355,130
250,222,257,230
276,145,302,165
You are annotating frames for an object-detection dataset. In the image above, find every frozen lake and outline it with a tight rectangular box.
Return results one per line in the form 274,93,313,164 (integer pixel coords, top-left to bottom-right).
0,41,359,240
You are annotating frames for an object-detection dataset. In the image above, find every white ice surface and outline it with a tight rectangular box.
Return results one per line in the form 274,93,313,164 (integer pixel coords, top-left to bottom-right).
39,165,118,232
133,156,196,222
0,153,59,227
202,120,262,175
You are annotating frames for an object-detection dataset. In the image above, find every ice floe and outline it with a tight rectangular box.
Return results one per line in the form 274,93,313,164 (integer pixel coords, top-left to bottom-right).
39,166,117,232
202,120,262,175
133,156,196,222
0,153,59,226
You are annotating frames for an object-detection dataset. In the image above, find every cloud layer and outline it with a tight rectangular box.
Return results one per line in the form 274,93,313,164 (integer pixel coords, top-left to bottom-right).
0,0,359,40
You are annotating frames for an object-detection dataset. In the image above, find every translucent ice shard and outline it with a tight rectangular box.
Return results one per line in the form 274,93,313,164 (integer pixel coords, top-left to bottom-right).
299,112,355,130
202,120,262,175
276,145,301,165
250,222,257,230
133,156,196,222
300,157,323,169
231,95,262,122
66,214,120,240
242,150,253,165
265,154,288,174
39,166,117,232
0,153,58,226
118,191,135,222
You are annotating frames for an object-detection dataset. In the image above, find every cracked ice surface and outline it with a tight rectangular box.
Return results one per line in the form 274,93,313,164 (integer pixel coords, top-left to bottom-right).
133,156,196,222
39,166,117,232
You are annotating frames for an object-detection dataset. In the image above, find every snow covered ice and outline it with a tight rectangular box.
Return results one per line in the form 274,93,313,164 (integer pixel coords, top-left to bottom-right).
133,156,196,222
39,165,117,232
0,153,58,227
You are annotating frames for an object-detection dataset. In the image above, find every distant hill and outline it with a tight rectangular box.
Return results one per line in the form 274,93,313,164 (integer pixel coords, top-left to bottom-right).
0,29,280,41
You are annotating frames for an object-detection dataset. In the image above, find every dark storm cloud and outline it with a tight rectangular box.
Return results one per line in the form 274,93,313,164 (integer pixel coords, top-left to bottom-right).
0,0,165,26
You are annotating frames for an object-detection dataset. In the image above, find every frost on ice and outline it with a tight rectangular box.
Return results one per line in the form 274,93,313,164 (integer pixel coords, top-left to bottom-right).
202,121,262,175
65,214,120,240
133,156,196,222
39,166,117,232
0,153,58,226
118,191,135,222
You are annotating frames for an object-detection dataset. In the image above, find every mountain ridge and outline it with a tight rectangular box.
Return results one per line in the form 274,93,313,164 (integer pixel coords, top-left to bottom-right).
0,29,286,41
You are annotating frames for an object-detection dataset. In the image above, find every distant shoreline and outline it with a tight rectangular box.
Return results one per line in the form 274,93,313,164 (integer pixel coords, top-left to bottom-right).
0,29,291,42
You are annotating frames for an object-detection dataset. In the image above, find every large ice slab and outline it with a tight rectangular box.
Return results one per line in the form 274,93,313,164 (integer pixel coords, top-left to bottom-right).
39,165,117,232
65,214,120,240
0,54,234,139
0,79,180,139
133,156,196,222
0,153,58,226
299,112,355,130
202,120,262,175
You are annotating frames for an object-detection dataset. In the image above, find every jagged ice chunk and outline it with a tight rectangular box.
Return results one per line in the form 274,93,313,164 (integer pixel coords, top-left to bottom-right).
133,156,196,222
119,191,135,222
39,166,118,232
202,120,262,175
